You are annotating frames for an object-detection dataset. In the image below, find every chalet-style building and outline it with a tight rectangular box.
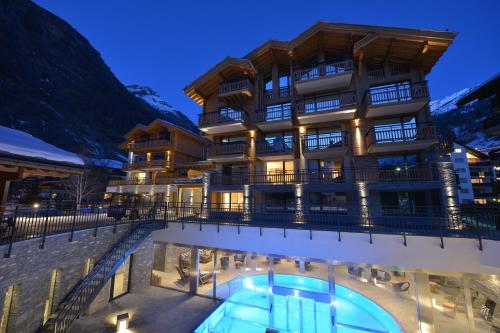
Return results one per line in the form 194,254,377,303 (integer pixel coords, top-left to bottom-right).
106,119,212,206
184,22,457,216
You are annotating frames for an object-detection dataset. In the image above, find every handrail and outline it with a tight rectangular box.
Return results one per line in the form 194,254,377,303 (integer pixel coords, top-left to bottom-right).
366,81,429,105
219,78,254,96
296,92,356,115
293,60,353,82
254,104,292,123
302,132,348,151
207,142,248,157
128,139,170,150
365,123,437,147
255,136,294,154
199,108,247,127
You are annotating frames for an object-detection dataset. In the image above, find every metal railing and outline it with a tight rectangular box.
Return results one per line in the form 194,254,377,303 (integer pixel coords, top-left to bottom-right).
165,203,500,241
219,79,254,96
264,86,291,100
255,136,294,155
207,142,248,157
365,123,437,147
296,91,357,115
254,104,292,123
354,166,437,182
128,139,170,150
123,159,167,170
293,60,353,82
367,68,385,80
108,176,202,187
302,132,348,152
199,109,247,127
366,81,429,105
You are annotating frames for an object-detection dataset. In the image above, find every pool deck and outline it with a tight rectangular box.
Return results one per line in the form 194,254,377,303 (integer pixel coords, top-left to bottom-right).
70,287,220,333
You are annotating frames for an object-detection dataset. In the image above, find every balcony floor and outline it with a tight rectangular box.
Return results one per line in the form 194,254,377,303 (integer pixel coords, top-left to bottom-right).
295,71,353,95
367,139,438,153
200,122,247,135
298,107,356,125
366,98,429,118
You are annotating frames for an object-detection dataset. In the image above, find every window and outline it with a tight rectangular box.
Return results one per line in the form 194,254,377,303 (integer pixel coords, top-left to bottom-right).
219,135,246,143
265,103,291,121
150,152,164,161
44,269,61,324
309,192,347,213
134,154,147,162
373,117,417,143
380,191,427,215
219,107,241,121
265,192,295,212
377,154,417,170
266,161,294,174
218,192,244,210
110,255,132,300
264,133,293,151
304,128,343,149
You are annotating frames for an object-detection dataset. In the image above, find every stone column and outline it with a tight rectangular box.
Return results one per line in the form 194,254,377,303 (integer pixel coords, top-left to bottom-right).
413,272,435,333
189,246,200,295
201,172,211,218
243,185,252,221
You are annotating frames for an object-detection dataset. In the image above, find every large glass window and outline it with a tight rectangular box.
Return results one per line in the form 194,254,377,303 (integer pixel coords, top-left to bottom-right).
377,154,417,170
218,192,244,210
304,128,343,149
151,243,192,292
110,255,132,300
309,192,347,213
379,191,427,216
264,133,293,152
265,192,295,212
266,160,294,174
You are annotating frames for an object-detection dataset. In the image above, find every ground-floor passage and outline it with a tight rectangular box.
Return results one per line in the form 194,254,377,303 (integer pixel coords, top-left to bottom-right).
70,287,220,333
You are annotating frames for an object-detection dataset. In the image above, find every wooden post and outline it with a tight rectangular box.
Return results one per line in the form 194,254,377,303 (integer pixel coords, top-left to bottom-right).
4,206,18,258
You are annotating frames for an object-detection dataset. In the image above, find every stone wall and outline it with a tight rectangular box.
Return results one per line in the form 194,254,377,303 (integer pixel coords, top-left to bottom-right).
0,224,139,333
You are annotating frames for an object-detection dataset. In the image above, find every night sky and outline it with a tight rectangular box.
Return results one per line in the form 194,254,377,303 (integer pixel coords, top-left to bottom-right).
33,0,500,122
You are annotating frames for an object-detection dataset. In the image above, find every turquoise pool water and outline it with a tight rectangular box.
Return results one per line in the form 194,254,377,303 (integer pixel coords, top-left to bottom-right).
194,274,400,333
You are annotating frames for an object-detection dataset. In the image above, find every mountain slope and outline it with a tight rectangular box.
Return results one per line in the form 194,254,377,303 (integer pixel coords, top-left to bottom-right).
0,0,194,159
431,89,500,152
126,85,198,134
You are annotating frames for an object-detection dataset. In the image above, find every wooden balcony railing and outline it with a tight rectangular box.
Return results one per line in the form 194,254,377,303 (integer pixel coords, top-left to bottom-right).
264,86,291,100
199,109,247,127
254,104,292,123
129,139,170,150
219,79,254,96
123,159,167,170
296,91,356,115
207,142,248,157
367,68,385,81
256,137,294,155
366,81,429,106
365,123,437,147
302,132,348,152
293,60,353,82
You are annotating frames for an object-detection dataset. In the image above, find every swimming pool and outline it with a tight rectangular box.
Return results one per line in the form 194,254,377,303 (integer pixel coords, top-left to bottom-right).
194,274,400,333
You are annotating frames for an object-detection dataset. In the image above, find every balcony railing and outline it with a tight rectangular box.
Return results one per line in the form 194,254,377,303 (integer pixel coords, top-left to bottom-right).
296,92,356,115
256,137,294,155
293,60,353,82
367,68,385,81
366,123,437,147
108,176,201,187
254,104,293,123
199,109,247,127
207,142,248,157
264,86,291,100
123,159,167,170
366,81,429,106
355,166,437,182
302,132,348,152
129,139,170,150
219,79,254,96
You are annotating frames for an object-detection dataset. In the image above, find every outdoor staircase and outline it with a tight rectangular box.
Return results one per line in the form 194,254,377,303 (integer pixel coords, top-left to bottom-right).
38,207,164,333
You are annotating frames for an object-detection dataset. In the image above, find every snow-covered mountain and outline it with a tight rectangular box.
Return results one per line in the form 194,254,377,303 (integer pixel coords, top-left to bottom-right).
431,89,500,152
126,84,199,134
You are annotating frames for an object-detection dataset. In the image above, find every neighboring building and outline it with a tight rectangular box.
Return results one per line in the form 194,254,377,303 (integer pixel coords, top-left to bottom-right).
445,142,498,204
184,22,456,216
0,126,84,211
457,73,500,136
105,119,212,206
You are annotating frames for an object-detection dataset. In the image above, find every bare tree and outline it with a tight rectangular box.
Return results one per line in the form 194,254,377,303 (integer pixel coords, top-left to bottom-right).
63,168,101,208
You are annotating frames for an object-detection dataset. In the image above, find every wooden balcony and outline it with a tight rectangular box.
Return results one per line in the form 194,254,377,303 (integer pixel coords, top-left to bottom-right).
365,81,430,118
199,109,247,135
365,124,438,153
207,142,248,163
128,139,171,151
218,79,254,104
123,159,168,171
254,104,293,132
293,60,353,95
302,132,348,159
296,91,357,125
255,137,294,161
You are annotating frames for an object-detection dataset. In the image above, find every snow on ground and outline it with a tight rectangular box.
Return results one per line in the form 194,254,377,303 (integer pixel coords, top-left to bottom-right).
0,125,84,165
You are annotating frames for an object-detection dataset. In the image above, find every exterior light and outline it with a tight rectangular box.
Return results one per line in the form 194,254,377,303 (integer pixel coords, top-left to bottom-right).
395,167,401,172
353,118,360,127
454,148,462,153
115,313,129,332
33,203,40,209
299,126,306,134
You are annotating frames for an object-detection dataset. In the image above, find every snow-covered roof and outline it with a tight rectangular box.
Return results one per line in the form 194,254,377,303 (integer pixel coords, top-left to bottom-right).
0,126,84,166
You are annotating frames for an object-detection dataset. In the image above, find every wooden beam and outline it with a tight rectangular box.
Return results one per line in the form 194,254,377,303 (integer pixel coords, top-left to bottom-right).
383,38,395,64
412,41,429,66
345,33,353,53
353,32,379,55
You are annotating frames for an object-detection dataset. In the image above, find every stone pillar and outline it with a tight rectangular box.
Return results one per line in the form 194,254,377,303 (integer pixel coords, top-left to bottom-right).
413,272,435,333
243,185,252,221
295,184,304,223
356,182,370,225
201,172,211,218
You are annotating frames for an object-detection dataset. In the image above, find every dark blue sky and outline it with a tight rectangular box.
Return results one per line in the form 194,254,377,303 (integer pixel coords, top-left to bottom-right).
34,0,500,122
